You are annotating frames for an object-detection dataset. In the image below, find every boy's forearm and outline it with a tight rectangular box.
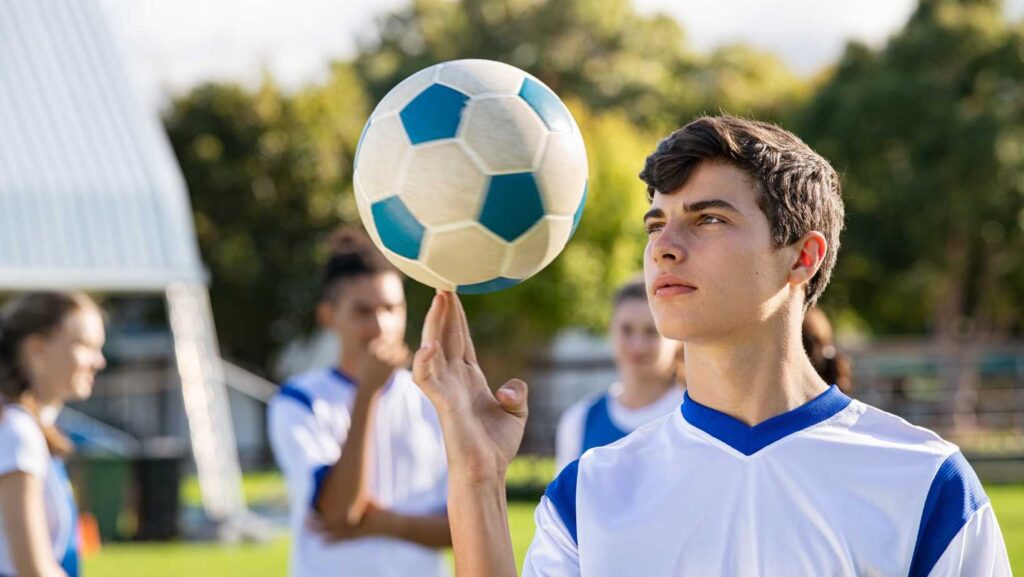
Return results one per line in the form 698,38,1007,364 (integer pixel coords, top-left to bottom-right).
447,473,518,577
317,389,378,525
387,512,453,548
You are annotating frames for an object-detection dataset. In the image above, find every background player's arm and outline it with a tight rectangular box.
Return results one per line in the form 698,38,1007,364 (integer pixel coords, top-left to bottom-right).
319,505,452,548
0,471,67,577
314,384,381,528
387,511,452,547
315,341,407,530
412,292,526,577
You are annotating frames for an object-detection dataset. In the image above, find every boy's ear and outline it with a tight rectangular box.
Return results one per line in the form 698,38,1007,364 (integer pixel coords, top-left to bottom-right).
788,231,828,288
316,299,334,329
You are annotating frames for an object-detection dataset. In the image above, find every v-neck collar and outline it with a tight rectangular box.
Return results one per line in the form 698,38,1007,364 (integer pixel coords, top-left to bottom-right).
330,367,397,393
680,385,852,456
330,367,357,386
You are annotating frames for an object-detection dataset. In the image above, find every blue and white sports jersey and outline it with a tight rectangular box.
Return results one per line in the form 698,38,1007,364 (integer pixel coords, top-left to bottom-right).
555,384,684,472
0,405,79,577
268,367,449,577
526,386,1011,577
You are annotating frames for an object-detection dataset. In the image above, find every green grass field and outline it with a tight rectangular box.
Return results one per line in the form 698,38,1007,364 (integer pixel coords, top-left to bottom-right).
84,473,1024,576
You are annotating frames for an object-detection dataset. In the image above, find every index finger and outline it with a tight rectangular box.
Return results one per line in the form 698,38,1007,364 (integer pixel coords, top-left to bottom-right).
420,291,448,362
441,292,466,361
451,293,478,364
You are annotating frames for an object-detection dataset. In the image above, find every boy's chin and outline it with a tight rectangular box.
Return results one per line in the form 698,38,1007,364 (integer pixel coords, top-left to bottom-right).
70,383,93,401
653,319,697,342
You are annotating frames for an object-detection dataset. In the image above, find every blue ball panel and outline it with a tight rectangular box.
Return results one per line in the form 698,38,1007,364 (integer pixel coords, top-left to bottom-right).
371,196,425,259
518,77,572,133
570,179,588,238
400,84,470,144
479,172,546,242
457,277,522,294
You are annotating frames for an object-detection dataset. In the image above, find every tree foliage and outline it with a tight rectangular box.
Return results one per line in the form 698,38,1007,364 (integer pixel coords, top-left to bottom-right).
800,0,1024,336
163,0,1024,375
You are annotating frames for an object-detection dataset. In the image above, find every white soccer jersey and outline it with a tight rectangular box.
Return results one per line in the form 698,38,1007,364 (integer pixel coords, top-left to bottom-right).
0,405,79,577
267,367,449,577
555,384,684,472
525,386,1011,577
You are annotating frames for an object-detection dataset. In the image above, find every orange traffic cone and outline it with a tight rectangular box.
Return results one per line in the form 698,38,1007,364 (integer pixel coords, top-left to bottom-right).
78,512,102,557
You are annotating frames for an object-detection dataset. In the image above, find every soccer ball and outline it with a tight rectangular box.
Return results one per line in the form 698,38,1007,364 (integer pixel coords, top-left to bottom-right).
353,59,588,294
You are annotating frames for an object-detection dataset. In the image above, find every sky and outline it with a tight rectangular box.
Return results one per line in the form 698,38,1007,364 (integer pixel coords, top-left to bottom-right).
99,0,1024,107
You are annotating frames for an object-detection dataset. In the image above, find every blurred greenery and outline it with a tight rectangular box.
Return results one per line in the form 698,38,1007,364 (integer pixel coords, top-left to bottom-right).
163,0,1024,375
800,0,1024,337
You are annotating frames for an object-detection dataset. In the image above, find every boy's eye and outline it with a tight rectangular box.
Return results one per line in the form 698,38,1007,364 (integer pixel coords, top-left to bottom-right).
698,215,725,225
645,222,664,234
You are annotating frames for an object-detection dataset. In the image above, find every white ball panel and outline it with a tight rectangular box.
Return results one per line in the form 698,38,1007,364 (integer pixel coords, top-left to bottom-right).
504,216,573,279
438,59,524,96
390,254,456,292
371,65,439,118
397,142,487,227
355,114,411,203
534,130,588,216
462,96,546,173
423,225,508,285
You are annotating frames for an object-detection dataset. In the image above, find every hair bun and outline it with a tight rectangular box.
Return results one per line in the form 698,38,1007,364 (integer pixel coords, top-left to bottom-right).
328,228,375,257
320,227,396,299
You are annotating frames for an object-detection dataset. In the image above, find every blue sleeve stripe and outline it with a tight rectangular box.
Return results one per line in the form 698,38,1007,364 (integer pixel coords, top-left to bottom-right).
278,385,314,412
908,451,989,577
544,459,580,544
310,464,332,510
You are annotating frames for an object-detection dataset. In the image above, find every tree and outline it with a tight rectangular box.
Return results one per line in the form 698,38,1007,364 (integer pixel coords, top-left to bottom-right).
164,66,370,372
354,0,699,127
166,0,808,375
800,0,1024,338
799,0,1024,428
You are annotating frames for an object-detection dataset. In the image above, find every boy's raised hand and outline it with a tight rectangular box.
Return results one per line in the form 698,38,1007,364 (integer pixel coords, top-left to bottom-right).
412,291,528,483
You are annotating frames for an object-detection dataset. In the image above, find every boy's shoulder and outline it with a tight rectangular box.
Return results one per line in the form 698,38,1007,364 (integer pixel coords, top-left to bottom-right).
572,398,960,481
839,399,958,459
560,389,611,423
0,406,49,477
270,367,351,413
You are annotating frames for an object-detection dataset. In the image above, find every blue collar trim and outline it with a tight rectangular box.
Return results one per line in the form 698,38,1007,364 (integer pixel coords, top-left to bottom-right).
680,385,851,456
330,367,397,392
330,367,357,386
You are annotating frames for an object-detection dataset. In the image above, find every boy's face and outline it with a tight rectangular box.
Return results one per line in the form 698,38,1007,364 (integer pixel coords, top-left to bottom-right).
320,272,407,357
643,161,798,343
609,297,679,379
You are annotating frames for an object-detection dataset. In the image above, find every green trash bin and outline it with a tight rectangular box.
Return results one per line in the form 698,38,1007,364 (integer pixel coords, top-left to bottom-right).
72,455,130,542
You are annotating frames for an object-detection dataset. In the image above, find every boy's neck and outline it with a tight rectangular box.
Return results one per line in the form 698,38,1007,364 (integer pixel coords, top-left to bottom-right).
683,312,828,427
617,371,676,409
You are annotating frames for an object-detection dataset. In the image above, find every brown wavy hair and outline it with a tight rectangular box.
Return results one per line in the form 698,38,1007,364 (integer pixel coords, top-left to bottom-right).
639,115,845,308
0,292,101,456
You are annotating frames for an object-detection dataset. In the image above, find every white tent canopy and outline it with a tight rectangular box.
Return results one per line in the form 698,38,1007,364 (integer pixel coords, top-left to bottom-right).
0,0,204,290
0,0,252,531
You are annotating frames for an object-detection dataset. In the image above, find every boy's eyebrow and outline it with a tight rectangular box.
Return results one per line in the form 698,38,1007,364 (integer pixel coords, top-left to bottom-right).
643,199,739,224
642,208,665,223
683,199,739,214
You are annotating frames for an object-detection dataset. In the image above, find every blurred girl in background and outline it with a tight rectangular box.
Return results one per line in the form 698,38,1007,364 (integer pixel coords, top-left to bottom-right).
0,292,107,577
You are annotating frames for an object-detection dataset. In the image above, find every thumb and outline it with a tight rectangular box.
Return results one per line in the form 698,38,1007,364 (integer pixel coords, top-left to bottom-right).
495,379,529,419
